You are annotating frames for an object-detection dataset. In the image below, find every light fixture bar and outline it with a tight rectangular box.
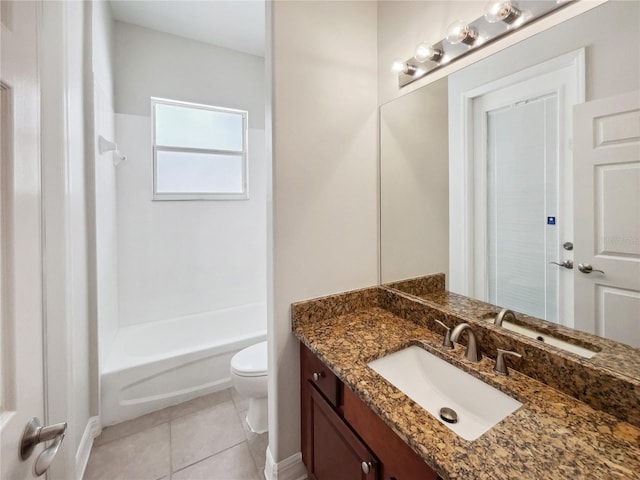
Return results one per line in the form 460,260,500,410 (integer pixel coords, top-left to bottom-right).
396,0,576,88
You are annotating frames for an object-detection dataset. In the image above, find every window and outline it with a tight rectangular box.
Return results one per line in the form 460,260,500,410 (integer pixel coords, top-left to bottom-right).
151,98,248,200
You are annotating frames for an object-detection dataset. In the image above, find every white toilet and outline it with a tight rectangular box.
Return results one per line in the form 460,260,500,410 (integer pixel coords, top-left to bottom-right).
230,341,268,433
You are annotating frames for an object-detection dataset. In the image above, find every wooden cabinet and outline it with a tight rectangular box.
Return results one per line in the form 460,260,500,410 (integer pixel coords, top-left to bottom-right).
309,386,378,480
300,343,441,480
301,344,377,480
343,386,439,480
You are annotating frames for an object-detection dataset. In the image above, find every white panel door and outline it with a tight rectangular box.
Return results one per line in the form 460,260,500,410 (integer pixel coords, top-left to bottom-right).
1,2,55,478
573,90,640,347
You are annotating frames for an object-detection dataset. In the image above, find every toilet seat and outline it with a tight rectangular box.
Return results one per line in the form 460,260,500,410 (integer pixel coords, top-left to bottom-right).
231,341,267,377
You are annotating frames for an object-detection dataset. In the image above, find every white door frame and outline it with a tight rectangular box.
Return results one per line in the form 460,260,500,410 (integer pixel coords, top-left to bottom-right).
39,2,100,478
449,49,584,325
38,2,76,478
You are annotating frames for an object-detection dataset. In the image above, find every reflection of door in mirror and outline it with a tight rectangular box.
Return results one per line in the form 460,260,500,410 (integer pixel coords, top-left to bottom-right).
459,51,583,328
479,92,561,323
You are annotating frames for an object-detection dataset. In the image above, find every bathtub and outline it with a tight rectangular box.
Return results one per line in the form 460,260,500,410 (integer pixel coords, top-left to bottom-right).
101,303,266,426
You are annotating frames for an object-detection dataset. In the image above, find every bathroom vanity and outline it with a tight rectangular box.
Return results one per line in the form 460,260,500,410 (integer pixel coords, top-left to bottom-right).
292,281,640,480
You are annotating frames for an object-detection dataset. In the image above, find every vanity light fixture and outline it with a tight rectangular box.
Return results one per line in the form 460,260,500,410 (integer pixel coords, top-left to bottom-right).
393,0,576,88
445,20,479,46
414,42,444,63
484,1,521,24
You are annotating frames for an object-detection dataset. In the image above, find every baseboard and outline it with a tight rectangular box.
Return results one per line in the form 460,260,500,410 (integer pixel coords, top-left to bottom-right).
264,446,307,480
75,416,102,480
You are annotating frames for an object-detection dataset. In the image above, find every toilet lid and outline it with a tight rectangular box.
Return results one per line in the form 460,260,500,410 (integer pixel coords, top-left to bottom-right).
231,341,267,377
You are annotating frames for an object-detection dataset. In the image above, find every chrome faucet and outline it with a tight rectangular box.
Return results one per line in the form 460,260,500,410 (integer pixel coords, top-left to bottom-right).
450,323,481,362
495,308,516,327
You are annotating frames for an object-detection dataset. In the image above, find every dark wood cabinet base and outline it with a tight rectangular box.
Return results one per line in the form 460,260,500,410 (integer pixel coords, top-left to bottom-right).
300,343,440,480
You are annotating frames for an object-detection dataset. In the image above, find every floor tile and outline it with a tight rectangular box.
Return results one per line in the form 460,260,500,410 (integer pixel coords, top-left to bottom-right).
171,399,245,471
94,406,172,447
172,443,260,480
84,424,170,480
170,389,232,420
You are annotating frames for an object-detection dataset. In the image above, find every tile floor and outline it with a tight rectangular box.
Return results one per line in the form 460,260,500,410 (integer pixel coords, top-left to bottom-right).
84,388,267,480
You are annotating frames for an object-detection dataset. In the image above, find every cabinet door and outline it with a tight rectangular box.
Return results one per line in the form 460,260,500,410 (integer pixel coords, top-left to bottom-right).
343,386,439,480
301,343,340,468
309,386,378,480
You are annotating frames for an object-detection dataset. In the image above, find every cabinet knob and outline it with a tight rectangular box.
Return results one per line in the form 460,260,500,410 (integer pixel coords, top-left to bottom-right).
312,372,324,381
361,461,372,474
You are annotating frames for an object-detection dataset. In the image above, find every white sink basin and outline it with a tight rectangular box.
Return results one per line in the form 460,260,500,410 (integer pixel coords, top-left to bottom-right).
494,321,597,359
367,346,522,441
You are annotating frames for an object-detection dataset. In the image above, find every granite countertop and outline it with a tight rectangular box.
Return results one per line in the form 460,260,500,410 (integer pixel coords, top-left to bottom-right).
292,291,640,480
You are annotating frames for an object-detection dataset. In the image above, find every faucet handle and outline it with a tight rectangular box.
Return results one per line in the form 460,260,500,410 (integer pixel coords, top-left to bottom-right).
434,320,454,349
493,348,522,376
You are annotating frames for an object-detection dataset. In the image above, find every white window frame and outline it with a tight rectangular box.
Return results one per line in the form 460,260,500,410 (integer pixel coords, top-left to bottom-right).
151,97,249,201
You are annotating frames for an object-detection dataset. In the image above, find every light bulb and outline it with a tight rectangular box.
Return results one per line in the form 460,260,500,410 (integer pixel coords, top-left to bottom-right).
414,42,443,63
390,59,417,75
391,59,407,73
445,20,478,46
484,1,521,24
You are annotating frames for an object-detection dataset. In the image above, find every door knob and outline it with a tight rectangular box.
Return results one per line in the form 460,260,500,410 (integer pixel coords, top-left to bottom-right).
361,461,373,474
578,263,605,275
20,417,67,476
549,260,573,269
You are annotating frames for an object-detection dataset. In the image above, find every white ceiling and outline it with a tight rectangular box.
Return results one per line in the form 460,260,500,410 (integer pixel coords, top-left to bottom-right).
109,0,265,57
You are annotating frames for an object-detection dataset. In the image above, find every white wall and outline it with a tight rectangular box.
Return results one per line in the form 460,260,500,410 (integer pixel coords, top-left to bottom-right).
269,0,378,467
92,0,114,101
114,22,266,326
114,21,265,128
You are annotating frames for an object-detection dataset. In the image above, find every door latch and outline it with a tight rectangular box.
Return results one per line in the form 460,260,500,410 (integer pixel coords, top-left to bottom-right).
549,260,573,269
20,417,67,476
